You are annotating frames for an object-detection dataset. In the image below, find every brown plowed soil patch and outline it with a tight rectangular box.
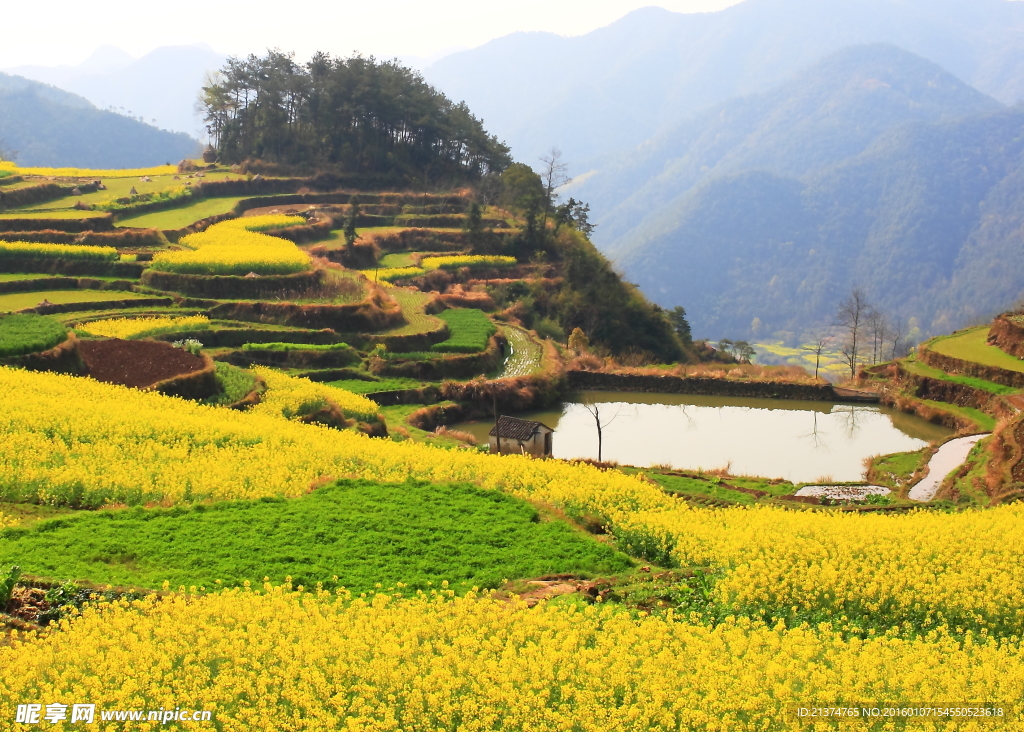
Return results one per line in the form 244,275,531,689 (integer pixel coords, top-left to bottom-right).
79,339,205,388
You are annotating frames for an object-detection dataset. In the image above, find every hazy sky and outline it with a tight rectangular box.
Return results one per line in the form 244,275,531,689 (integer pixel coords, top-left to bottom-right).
2,0,741,68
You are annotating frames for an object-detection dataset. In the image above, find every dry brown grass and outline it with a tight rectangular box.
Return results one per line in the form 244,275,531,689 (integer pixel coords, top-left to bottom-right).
592,361,818,384
433,425,478,445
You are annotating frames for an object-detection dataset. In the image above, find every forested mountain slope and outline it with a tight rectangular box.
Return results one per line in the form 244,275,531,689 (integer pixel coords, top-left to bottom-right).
6,44,225,136
577,44,1003,246
612,106,1024,339
0,73,200,168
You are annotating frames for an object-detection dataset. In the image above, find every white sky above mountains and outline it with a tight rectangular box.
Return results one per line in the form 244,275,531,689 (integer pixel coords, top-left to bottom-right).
1,0,740,68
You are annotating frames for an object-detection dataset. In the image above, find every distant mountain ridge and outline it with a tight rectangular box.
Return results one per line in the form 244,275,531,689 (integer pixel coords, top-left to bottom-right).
580,46,1024,339
0,72,201,168
424,0,1024,164
5,44,226,136
579,44,1003,246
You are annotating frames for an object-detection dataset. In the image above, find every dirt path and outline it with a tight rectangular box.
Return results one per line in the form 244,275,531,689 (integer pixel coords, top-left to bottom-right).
908,434,988,501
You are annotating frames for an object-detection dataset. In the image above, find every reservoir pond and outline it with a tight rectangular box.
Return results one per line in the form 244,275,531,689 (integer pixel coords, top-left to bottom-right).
450,391,954,483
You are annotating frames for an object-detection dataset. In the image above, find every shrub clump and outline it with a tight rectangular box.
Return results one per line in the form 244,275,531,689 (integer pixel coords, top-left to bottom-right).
240,342,352,353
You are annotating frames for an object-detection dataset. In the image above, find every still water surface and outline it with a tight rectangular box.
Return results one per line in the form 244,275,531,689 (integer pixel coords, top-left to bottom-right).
451,391,953,483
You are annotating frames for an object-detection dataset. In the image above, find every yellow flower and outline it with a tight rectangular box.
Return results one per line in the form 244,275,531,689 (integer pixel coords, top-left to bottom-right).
151,215,309,276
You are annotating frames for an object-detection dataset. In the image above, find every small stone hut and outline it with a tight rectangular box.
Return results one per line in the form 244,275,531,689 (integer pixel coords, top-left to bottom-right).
489,416,553,457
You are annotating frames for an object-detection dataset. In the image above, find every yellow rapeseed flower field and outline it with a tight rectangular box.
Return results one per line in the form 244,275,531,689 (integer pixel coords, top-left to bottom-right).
0,367,666,517
618,504,1024,635
0,240,118,262
372,257,516,282
251,367,380,423
421,254,516,270
150,215,310,276
0,162,178,178
4,367,1024,634
373,265,425,282
76,315,209,339
1,586,1021,731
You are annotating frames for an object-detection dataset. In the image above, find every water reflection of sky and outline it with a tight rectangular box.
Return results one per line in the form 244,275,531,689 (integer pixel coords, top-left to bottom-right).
451,391,953,483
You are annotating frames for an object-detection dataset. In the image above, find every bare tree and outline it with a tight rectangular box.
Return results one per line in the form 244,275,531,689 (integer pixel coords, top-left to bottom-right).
579,398,627,463
888,318,905,361
834,288,872,379
802,332,834,380
538,147,571,234
867,308,888,365
476,173,504,209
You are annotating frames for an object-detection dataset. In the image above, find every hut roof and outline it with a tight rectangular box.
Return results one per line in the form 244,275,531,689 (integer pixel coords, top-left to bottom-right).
489,415,551,440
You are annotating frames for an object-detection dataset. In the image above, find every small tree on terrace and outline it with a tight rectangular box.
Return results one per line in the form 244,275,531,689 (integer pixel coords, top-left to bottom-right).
733,340,755,364
667,306,693,346
568,327,590,354
501,163,544,213
344,196,361,251
555,197,596,238
465,201,487,254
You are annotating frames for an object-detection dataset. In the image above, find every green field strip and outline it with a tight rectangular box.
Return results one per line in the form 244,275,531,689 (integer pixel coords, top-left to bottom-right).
115,197,246,230
0,289,154,312
374,288,445,337
929,327,1024,374
903,359,1019,395
0,479,633,593
0,210,109,220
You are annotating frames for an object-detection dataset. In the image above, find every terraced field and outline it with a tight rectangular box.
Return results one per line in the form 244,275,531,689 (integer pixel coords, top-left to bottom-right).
115,196,246,229
499,325,544,377
3,165,1024,729
930,327,1024,373
903,358,1019,395
0,210,109,219
0,289,152,312
381,288,445,336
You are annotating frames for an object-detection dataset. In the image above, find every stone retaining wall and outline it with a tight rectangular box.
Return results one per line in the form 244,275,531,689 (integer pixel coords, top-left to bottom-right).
989,314,1024,359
